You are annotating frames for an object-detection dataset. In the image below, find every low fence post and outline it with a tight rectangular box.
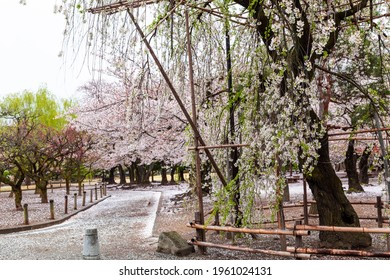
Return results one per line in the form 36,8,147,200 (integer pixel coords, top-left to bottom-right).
50,199,55,220
95,186,98,200
90,189,93,203
100,185,103,198
82,191,86,206
64,195,68,214
376,196,383,228
74,193,78,210
23,203,29,225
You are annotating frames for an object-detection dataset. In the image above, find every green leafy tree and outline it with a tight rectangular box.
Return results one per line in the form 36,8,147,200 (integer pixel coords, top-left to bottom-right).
0,88,69,204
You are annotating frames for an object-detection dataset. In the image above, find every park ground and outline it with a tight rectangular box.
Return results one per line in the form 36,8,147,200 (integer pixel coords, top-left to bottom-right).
0,173,389,260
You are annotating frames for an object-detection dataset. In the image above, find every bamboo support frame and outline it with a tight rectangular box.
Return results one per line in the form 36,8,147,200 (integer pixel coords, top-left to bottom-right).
190,240,311,259
287,246,390,258
187,223,310,236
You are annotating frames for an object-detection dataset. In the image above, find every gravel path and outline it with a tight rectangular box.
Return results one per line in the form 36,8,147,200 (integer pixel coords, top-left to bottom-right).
0,189,163,260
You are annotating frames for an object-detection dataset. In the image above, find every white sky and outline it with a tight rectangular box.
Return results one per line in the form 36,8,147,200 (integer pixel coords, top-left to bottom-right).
0,2,92,101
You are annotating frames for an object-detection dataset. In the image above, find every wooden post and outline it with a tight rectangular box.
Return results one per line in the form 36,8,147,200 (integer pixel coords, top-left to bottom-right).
74,193,77,210
95,186,98,200
51,184,53,193
23,203,29,225
376,196,383,228
195,212,206,253
277,205,287,251
64,195,68,214
49,199,55,219
303,179,309,225
294,221,303,248
82,191,86,206
185,10,206,253
90,189,93,203
100,186,103,198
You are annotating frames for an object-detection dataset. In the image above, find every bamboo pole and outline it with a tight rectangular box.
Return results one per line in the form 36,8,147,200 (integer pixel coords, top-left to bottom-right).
328,137,390,141
187,223,310,236
287,224,390,234
328,127,390,136
187,143,249,151
287,246,390,258
190,240,311,259
186,9,206,253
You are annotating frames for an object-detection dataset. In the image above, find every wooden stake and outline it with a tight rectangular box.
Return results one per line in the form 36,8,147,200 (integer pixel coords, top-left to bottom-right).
303,179,309,225
82,191,86,206
376,196,383,228
74,193,77,210
64,195,68,214
49,199,55,220
23,203,29,225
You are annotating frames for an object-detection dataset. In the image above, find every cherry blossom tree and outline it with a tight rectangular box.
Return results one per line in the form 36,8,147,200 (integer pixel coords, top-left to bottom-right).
70,77,187,184
56,0,389,248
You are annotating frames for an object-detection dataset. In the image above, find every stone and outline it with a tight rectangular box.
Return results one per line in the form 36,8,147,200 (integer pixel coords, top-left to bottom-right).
156,231,194,257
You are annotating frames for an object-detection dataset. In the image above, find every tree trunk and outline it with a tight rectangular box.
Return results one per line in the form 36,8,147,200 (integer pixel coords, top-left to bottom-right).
12,186,23,210
306,133,371,248
178,166,185,182
107,167,116,184
65,178,71,195
160,167,168,185
135,164,151,184
345,140,364,193
118,164,126,185
126,164,136,184
170,166,176,184
358,146,371,184
36,179,49,203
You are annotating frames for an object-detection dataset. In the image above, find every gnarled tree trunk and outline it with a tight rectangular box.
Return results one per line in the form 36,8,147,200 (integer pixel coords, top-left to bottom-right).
306,133,371,248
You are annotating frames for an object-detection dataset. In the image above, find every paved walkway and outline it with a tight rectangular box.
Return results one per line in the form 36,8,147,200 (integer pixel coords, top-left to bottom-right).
0,189,161,260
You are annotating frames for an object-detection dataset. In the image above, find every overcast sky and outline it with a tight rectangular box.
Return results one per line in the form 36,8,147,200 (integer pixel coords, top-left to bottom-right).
0,2,92,100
